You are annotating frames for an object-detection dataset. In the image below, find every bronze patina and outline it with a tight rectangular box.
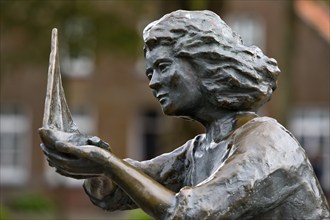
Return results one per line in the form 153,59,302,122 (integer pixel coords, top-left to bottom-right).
39,10,330,219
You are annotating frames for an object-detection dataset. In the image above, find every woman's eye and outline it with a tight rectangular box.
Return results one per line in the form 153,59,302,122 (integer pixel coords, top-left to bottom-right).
158,63,170,72
146,72,153,80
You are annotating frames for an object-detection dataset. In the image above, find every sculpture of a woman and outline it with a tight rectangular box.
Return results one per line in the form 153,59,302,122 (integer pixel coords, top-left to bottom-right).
39,10,329,219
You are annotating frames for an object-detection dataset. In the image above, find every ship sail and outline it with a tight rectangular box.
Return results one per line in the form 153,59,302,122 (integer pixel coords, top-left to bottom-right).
42,28,79,133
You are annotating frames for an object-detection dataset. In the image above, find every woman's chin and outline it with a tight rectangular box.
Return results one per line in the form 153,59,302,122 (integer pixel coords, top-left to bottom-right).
162,108,174,116
162,106,188,118
161,105,176,116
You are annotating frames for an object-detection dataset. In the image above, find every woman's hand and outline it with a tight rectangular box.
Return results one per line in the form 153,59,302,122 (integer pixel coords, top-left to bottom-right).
39,128,110,150
41,128,176,218
55,141,113,165
39,128,111,179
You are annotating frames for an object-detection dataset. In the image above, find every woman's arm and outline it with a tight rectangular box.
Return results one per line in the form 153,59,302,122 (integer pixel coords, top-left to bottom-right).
39,128,186,218
82,143,190,211
55,142,176,219
84,136,195,211
39,127,191,216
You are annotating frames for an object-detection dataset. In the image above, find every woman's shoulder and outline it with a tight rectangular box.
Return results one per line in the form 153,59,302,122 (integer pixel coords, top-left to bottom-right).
233,116,299,146
230,116,307,168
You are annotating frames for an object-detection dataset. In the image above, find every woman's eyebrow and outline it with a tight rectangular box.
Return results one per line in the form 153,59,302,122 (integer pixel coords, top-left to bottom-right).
153,58,172,67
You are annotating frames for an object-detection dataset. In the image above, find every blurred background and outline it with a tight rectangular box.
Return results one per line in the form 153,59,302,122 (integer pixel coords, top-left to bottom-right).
1,0,329,219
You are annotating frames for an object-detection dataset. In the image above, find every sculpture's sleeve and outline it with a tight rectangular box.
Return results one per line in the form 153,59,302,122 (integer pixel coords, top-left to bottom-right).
167,118,315,219
83,139,192,211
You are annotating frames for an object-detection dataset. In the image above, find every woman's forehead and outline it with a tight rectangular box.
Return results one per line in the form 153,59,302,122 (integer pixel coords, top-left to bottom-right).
145,46,173,62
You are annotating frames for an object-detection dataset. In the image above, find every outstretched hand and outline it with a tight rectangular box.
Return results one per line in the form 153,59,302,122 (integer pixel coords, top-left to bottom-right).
39,128,112,179
55,141,112,165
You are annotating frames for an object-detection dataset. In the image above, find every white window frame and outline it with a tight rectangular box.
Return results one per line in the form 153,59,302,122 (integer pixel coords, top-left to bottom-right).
0,112,31,185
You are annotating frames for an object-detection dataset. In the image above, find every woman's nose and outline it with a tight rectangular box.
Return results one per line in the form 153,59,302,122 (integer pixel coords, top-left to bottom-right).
149,74,161,89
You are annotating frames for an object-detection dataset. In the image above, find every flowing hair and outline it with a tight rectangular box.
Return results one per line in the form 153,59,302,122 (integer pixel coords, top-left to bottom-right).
143,10,280,111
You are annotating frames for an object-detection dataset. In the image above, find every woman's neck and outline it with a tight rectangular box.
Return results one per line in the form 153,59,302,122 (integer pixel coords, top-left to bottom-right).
202,111,258,145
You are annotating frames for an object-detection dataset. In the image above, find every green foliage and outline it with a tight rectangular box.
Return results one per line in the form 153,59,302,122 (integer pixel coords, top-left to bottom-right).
1,0,147,69
94,13,140,55
323,0,330,6
190,0,208,10
0,204,11,220
125,209,153,220
8,192,55,213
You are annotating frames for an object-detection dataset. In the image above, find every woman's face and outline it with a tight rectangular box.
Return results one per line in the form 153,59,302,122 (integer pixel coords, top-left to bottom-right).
145,46,203,117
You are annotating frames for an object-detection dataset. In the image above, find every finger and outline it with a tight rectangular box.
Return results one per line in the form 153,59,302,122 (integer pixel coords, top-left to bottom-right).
47,156,102,177
56,142,100,159
87,137,111,151
41,143,78,161
42,144,93,175
54,141,93,161
52,160,102,178
55,141,82,155
39,128,57,149
43,148,96,173
56,142,112,165
42,140,104,178
87,136,101,146
47,158,55,167
55,168,99,179
99,140,111,151
48,156,103,175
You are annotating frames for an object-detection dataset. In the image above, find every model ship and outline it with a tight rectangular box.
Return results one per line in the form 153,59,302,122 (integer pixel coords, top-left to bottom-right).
42,28,79,133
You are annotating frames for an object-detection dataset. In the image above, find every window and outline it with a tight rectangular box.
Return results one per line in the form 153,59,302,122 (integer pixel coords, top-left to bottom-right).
289,107,330,193
44,108,96,187
0,107,30,185
226,14,266,51
127,109,164,160
61,17,95,78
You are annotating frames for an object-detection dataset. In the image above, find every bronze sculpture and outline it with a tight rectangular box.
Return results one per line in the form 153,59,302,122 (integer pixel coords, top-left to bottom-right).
39,10,330,219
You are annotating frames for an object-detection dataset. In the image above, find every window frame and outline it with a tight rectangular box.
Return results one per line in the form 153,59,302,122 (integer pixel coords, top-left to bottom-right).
0,111,31,185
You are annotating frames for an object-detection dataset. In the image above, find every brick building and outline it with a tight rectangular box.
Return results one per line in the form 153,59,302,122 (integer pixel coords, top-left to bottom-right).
1,0,329,218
